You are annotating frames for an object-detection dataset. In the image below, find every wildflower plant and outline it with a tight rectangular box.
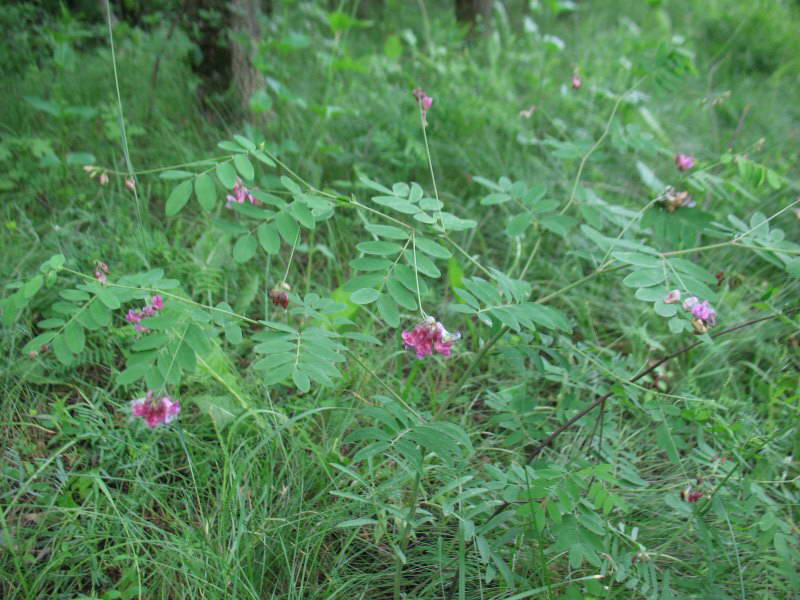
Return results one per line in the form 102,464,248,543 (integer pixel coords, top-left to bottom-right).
4,18,800,599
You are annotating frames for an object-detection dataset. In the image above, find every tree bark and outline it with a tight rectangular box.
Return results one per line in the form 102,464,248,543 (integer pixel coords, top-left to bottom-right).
455,0,492,28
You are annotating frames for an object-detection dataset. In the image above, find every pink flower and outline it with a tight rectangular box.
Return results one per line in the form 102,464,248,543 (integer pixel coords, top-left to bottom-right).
663,289,681,304
412,88,434,125
402,316,460,359
125,178,136,191
571,73,582,90
151,295,164,310
99,173,109,185
141,305,156,318
225,178,256,208
125,309,142,324
675,153,695,171
134,324,149,333
131,391,181,428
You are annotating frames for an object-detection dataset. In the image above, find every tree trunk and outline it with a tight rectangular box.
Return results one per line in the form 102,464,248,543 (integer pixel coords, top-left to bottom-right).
230,0,264,119
455,0,492,29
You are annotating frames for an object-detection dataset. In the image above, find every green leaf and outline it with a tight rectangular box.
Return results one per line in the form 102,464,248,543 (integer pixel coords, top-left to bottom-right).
117,362,151,385
387,279,417,310
257,222,280,254
252,150,276,167
292,370,311,392
176,341,197,372
23,331,58,353
364,223,409,240
275,211,300,244
357,241,402,256
349,257,391,271
415,236,452,259
376,293,400,327
159,170,195,180
506,213,534,237
233,154,254,181
622,268,665,288
288,201,315,229
89,298,111,326
95,287,120,309
613,252,663,268
22,275,44,299
233,134,256,151
64,321,85,354
350,288,380,305
654,300,679,317
216,161,238,189
195,173,216,211
184,323,211,356
233,234,257,263
166,180,193,216
52,335,73,366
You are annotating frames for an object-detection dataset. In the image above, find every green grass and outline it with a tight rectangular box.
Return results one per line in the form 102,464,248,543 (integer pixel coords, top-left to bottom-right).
2,1,799,599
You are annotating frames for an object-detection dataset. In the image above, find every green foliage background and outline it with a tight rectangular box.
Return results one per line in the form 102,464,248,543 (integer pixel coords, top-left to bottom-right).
1,1,799,599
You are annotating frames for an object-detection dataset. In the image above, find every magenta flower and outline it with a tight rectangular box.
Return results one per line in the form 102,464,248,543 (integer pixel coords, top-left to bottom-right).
402,316,460,359
131,391,181,428
225,178,256,208
663,289,681,304
125,296,165,332
571,73,582,90
675,153,695,171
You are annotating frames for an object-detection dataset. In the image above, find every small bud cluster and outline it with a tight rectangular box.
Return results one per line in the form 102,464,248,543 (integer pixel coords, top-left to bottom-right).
412,88,434,126
131,390,181,429
401,316,460,359
269,282,291,309
94,261,109,284
656,186,695,212
571,73,582,90
125,295,165,333
83,165,109,185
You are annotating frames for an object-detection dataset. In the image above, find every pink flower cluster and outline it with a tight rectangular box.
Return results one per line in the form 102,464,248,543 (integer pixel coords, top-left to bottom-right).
226,178,257,208
132,390,180,428
664,290,717,334
125,295,164,333
94,261,109,284
675,153,695,171
412,88,434,125
402,316,460,359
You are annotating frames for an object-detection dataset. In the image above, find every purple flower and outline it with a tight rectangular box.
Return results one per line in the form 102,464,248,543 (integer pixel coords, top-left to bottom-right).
571,73,582,90
402,316,460,359
675,153,695,171
151,295,164,310
132,391,181,428
125,309,142,324
690,300,716,327
663,290,681,304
